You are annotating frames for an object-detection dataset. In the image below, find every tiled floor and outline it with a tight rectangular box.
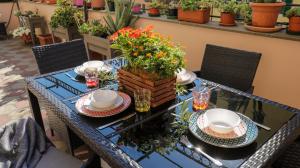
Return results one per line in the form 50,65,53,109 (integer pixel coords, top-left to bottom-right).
0,38,38,126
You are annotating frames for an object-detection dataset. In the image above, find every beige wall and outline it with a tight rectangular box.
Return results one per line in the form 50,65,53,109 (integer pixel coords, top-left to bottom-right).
0,2,19,32
19,1,300,109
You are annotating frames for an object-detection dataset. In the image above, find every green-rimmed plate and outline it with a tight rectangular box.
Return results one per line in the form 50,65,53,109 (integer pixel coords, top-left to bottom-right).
189,112,258,148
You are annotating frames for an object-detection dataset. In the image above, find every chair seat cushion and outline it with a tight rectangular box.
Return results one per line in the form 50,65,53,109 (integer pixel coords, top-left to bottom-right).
35,147,82,168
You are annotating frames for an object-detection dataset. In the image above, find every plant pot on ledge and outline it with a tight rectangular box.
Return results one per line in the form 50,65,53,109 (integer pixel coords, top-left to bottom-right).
250,2,285,28
178,7,210,24
51,26,82,42
91,0,105,10
21,34,32,44
148,8,160,17
220,12,236,26
288,16,300,34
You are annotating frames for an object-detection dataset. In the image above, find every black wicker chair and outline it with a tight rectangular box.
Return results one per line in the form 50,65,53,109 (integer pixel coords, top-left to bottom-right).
31,39,88,155
196,44,261,93
32,39,88,74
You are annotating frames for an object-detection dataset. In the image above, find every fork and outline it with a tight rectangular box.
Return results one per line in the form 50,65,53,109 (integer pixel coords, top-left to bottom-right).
180,136,223,167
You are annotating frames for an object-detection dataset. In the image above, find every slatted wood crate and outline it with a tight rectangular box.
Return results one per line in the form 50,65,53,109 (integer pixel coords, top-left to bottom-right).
118,69,176,108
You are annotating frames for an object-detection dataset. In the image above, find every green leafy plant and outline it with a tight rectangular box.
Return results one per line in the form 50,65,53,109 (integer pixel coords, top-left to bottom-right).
77,20,108,37
150,0,163,8
239,2,252,23
50,0,79,28
110,26,185,78
14,10,39,17
169,0,179,9
286,7,300,18
215,0,240,14
176,84,188,95
179,0,211,11
103,0,139,35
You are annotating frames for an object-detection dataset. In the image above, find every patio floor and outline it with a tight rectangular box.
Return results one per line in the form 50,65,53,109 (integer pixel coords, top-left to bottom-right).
0,38,37,126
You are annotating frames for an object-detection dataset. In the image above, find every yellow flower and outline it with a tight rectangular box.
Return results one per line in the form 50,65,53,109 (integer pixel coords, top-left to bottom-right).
133,52,138,56
146,53,152,57
156,51,166,58
139,46,144,51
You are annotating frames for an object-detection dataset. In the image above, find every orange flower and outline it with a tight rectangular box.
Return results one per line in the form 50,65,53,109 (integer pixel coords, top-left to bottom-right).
109,32,119,41
156,51,166,58
133,52,138,56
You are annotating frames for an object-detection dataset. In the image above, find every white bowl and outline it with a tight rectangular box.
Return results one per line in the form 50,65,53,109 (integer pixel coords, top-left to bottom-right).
83,61,104,69
90,90,118,109
204,108,241,134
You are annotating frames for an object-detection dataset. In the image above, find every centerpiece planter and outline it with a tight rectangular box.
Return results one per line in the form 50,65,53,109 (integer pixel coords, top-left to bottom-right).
51,26,81,42
178,7,210,24
110,26,185,108
118,68,176,108
250,2,285,28
220,12,236,26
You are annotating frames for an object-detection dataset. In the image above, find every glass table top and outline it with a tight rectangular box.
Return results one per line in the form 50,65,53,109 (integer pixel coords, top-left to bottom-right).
33,60,296,168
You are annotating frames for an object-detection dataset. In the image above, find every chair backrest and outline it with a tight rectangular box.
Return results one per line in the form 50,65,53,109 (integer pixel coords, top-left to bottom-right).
32,39,88,74
200,44,261,92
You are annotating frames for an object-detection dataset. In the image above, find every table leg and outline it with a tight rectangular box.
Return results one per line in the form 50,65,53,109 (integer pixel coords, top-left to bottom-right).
27,88,45,132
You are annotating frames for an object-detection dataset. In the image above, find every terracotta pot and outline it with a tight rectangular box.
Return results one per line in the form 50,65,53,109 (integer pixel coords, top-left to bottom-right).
250,2,285,28
91,0,105,9
220,12,236,26
178,7,210,24
288,16,300,32
37,34,54,46
21,34,32,44
148,8,160,17
45,0,56,4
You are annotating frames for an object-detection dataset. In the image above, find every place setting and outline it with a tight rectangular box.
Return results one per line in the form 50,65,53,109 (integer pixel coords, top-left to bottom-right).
176,68,197,86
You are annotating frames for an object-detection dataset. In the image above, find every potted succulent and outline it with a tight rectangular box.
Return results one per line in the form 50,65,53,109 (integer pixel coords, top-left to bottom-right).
286,7,300,34
167,0,179,19
11,27,32,44
110,26,185,107
215,0,240,26
250,0,285,28
91,0,105,10
50,0,82,41
148,0,162,17
132,3,142,14
107,0,115,11
178,0,211,24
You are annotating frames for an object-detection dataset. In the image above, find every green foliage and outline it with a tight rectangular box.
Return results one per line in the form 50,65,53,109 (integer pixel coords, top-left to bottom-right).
50,0,79,28
171,100,192,130
150,0,163,8
214,0,241,14
77,20,108,37
169,0,179,9
239,2,252,23
14,10,39,17
179,0,212,11
103,0,139,35
286,7,300,18
176,84,188,95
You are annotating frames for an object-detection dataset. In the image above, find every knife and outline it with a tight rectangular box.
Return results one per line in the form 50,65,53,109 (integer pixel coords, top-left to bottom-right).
98,113,136,130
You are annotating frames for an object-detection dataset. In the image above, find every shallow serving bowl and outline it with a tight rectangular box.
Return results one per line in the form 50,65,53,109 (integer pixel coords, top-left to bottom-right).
83,61,104,69
204,108,241,134
90,90,118,109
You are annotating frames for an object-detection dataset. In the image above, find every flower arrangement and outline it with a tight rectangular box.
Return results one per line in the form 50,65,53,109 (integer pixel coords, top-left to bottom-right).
110,26,185,79
11,27,31,38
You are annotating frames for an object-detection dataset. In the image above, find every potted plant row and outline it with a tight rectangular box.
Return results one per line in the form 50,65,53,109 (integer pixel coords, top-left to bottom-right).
110,26,185,107
178,0,211,24
50,0,82,41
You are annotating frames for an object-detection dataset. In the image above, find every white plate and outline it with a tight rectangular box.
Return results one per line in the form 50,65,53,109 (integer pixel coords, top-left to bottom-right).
83,95,123,111
83,61,104,69
74,64,113,76
176,71,197,85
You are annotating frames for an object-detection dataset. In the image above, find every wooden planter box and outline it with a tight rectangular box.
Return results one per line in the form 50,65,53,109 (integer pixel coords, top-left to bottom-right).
51,26,81,42
83,34,120,60
118,69,176,108
178,8,210,24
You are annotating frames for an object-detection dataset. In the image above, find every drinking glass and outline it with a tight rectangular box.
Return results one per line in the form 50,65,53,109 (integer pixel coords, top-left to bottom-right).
84,67,99,88
134,88,151,112
192,86,211,111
